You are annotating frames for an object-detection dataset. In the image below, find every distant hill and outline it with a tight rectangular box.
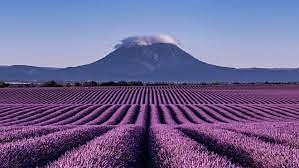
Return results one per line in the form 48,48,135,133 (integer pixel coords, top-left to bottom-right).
1,43,299,82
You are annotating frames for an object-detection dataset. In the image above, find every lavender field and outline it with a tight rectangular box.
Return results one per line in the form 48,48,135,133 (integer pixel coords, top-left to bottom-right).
0,85,299,167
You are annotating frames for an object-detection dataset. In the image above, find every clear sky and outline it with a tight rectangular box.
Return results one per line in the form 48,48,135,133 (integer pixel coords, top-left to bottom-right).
0,0,298,68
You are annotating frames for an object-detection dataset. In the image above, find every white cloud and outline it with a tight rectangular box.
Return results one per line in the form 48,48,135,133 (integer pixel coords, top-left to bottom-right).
115,34,180,49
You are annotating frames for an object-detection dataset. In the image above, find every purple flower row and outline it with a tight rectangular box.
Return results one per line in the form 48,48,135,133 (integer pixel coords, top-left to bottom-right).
47,125,145,168
179,125,299,168
0,126,112,167
1,86,299,104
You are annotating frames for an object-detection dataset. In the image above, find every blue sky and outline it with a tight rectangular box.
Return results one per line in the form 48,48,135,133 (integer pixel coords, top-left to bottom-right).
0,0,298,68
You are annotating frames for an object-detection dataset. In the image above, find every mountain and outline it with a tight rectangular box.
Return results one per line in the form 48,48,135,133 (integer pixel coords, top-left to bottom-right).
1,43,299,82
58,43,236,82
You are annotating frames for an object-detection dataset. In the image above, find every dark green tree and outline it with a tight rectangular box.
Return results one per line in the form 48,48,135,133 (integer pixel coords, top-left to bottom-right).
0,81,9,88
41,80,62,87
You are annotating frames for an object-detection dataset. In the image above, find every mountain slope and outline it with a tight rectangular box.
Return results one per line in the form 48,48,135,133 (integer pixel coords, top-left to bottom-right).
0,65,60,81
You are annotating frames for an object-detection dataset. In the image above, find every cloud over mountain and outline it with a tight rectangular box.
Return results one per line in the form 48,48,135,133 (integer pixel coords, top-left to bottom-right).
114,34,180,49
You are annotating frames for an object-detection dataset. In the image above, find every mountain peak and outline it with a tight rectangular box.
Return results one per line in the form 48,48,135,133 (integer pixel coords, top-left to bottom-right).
114,34,180,49
99,42,201,66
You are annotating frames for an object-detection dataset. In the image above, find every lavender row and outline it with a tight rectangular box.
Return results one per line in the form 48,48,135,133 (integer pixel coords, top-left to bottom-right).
0,126,112,168
216,121,299,149
1,86,299,105
0,104,298,126
149,125,239,167
0,126,73,144
179,125,299,168
47,125,146,168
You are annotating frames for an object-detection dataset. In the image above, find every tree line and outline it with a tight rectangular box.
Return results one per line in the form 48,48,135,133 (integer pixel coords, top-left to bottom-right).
1,80,299,88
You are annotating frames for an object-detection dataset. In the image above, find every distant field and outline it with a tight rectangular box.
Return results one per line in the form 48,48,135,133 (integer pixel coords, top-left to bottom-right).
0,86,298,167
